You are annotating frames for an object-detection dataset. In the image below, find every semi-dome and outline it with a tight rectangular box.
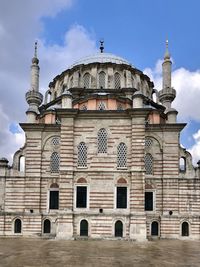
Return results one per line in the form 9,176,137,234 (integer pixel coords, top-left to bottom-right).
70,52,132,68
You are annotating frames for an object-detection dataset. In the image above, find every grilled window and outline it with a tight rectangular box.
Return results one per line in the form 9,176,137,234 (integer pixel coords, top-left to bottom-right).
77,142,87,167
52,137,60,147
114,72,121,89
76,186,87,208
145,137,153,148
97,128,107,153
50,152,60,173
117,142,127,168
99,71,106,88
98,101,106,110
117,187,127,208
144,153,153,174
83,73,90,88
145,192,153,211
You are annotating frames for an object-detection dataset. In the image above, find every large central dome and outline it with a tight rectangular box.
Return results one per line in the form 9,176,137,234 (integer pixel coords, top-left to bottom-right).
70,52,132,68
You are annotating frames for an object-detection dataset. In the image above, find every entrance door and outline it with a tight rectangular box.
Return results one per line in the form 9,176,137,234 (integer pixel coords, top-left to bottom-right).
151,221,158,236
115,220,123,237
80,220,88,236
182,222,189,236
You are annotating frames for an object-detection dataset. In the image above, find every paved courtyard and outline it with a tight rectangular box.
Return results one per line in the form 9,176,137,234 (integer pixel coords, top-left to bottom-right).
0,238,199,267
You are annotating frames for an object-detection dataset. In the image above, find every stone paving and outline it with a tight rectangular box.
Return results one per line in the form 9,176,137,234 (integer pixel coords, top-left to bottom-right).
0,238,200,267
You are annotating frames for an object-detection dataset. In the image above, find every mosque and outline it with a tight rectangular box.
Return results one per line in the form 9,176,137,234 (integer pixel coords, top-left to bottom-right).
0,41,199,240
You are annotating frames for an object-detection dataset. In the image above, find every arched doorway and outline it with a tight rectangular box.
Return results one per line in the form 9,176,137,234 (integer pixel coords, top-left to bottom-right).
80,220,88,236
151,221,159,236
43,219,51,234
14,218,22,234
115,220,123,237
182,222,189,236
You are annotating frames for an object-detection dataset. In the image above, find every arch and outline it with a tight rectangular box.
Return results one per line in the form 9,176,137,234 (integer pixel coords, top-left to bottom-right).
151,221,159,236
99,71,106,88
117,142,127,168
83,73,90,88
117,178,127,184
182,221,189,236
14,218,22,234
50,152,60,173
114,72,121,89
77,177,87,183
43,219,51,234
77,142,87,167
144,153,153,175
18,155,25,172
80,219,88,236
97,128,108,153
50,183,59,189
115,220,123,237
179,157,186,172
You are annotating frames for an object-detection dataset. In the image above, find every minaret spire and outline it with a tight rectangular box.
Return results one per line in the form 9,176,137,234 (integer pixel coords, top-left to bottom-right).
25,42,43,123
158,39,177,122
100,39,104,53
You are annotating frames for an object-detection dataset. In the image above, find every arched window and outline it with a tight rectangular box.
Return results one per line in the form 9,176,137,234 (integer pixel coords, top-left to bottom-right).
18,155,25,172
98,101,106,110
51,137,60,147
117,143,127,168
99,71,106,88
80,219,88,236
114,72,121,89
83,73,90,88
115,220,123,237
182,222,189,236
49,183,59,210
97,128,108,153
14,218,22,234
151,221,159,236
179,157,186,172
144,153,153,175
77,142,87,167
43,219,51,234
50,152,60,173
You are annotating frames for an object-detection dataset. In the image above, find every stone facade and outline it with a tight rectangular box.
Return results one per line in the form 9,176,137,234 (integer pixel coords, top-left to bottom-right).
0,44,200,241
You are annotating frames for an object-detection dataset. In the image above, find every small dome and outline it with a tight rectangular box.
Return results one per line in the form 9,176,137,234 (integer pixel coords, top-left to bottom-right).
70,52,132,68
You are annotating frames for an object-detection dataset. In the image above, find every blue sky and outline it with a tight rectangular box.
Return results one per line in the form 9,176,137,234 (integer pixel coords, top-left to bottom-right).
0,0,200,163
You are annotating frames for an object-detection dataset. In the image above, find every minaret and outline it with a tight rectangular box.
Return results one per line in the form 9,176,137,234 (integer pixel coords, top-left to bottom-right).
25,42,43,123
158,40,177,122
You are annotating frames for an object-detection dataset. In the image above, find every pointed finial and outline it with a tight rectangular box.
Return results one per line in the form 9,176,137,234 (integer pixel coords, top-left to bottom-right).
34,41,38,57
100,39,104,53
32,41,39,64
164,38,170,60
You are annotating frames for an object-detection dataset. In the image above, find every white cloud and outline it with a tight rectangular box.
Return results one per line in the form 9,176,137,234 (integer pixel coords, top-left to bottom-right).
0,0,97,163
189,130,200,165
